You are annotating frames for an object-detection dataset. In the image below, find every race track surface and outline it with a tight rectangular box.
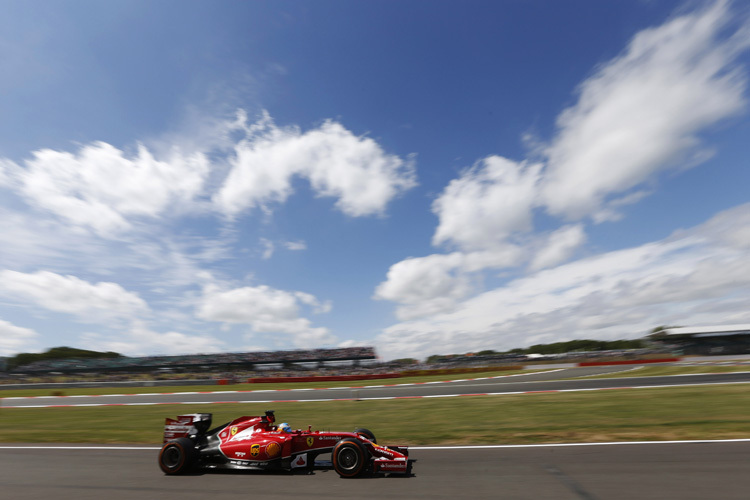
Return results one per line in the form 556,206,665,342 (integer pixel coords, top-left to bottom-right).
4,366,750,407
2,442,749,500
3,367,750,498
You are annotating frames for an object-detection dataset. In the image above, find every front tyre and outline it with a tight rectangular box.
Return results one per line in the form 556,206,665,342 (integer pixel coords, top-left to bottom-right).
158,438,198,475
353,427,376,444
332,438,369,478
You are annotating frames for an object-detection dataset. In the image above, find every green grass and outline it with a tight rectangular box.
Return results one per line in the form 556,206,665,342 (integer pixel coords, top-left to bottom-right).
572,365,750,379
2,384,749,445
0,369,544,398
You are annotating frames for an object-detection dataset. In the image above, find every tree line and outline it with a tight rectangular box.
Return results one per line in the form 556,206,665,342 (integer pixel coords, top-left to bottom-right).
5,346,121,370
426,338,647,363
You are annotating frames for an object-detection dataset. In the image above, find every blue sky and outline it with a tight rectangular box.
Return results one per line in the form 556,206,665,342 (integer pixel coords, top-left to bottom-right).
1,0,750,360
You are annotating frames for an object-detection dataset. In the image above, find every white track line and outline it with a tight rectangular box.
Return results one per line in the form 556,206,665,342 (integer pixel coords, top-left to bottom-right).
570,366,645,378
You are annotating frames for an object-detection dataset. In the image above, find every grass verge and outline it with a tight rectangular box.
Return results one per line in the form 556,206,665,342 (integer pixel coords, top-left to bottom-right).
1,384,749,445
570,365,750,379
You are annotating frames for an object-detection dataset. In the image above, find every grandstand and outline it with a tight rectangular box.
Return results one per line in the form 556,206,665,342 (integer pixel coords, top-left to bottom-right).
8,347,377,375
650,324,750,355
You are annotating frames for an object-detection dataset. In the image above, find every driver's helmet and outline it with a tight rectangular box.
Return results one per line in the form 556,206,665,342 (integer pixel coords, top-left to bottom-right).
278,422,292,433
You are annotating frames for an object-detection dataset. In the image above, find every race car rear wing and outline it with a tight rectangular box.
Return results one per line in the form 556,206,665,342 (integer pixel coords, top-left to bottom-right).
163,413,212,443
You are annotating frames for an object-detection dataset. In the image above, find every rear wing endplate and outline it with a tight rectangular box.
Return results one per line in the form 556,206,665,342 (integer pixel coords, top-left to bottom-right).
163,413,212,443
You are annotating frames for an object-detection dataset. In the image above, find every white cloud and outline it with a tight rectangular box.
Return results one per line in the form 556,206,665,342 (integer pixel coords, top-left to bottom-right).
376,1,750,324
0,207,81,270
694,202,750,250
433,0,750,253
294,291,332,314
432,156,542,250
7,142,210,236
260,238,275,260
0,158,21,188
529,224,587,271
541,0,750,220
0,270,149,322
374,248,522,320
1,109,414,240
591,190,651,224
0,196,235,294
381,157,539,320
374,253,474,320
197,282,335,347
376,203,750,360
259,238,308,260
0,319,38,356
214,111,416,218
283,240,307,251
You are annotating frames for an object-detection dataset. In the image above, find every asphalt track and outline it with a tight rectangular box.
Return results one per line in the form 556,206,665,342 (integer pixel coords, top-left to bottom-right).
3,366,750,498
4,365,750,408
2,441,749,499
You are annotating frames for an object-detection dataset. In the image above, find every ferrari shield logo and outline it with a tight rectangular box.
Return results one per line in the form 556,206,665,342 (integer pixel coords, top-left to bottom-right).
250,444,260,457
230,426,238,436
306,437,314,447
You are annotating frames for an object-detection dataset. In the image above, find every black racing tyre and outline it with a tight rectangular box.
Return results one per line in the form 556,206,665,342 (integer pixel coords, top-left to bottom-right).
332,438,369,478
158,438,198,475
353,427,377,444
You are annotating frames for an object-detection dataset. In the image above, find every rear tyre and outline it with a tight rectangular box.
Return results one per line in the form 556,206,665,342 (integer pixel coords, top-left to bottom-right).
333,438,369,478
353,428,376,444
158,438,198,475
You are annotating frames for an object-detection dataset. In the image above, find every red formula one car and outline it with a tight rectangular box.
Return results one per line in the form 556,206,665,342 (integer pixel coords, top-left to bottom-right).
158,410,414,478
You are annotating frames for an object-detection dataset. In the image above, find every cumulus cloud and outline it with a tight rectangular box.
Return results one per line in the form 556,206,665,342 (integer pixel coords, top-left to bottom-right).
376,156,539,320
377,203,750,360
197,281,335,347
376,1,750,321
214,111,417,217
541,0,750,220
0,319,38,356
374,253,474,320
0,270,149,322
374,248,521,320
432,1,750,254
432,156,541,250
529,224,587,271
0,106,415,355
375,156,539,320
1,108,414,241
7,143,210,235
